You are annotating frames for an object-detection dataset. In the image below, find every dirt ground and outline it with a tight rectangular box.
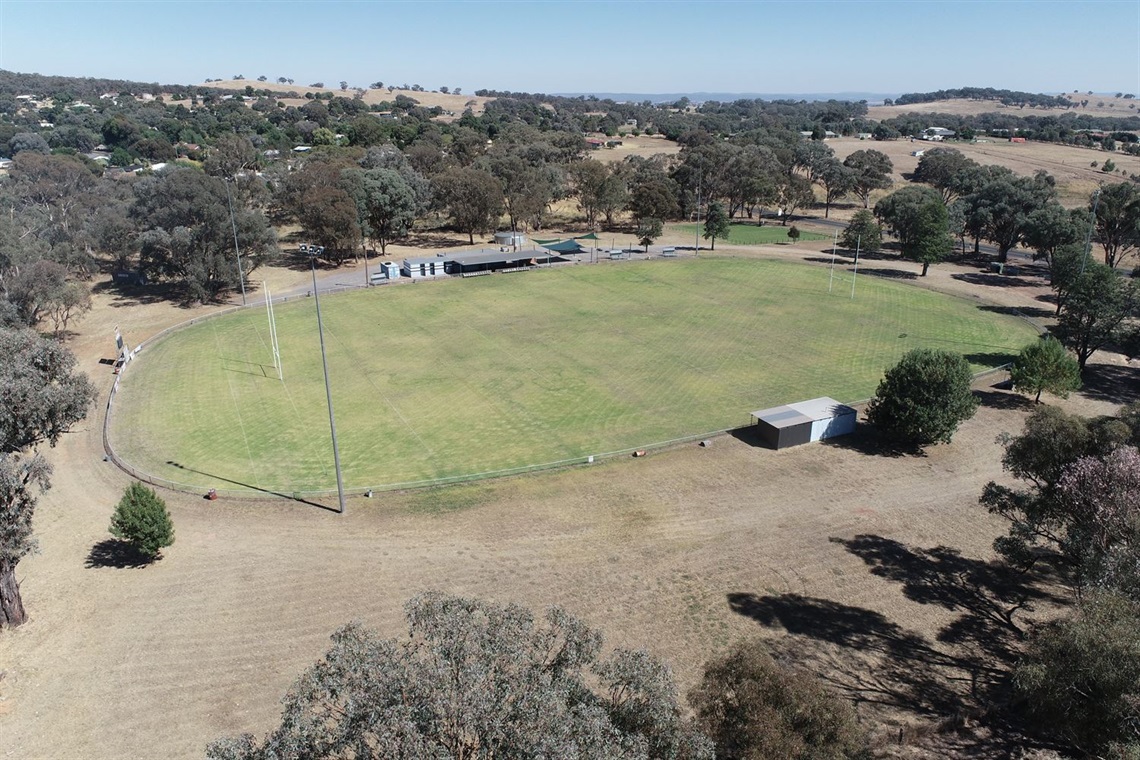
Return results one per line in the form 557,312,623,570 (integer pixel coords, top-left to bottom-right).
1,238,1137,759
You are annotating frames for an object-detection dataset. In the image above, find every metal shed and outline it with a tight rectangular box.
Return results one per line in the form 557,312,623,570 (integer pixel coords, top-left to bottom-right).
751,397,857,450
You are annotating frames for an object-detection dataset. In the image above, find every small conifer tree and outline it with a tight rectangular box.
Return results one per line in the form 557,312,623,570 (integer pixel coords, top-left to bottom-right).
110,482,174,560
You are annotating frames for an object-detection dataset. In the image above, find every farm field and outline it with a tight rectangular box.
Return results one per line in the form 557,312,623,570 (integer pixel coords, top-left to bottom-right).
866,95,1139,120
827,136,1140,209
108,258,1038,495
675,222,830,245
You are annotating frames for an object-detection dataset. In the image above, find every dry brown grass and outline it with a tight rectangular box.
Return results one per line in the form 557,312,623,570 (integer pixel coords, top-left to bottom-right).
2,244,1135,758
191,79,492,118
828,137,1140,208
589,134,682,164
867,95,1140,121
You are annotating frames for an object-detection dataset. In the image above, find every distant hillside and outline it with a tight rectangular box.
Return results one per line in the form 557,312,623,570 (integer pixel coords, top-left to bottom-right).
553,91,895,105
198,79,491,116
868,97,1140,122
0,69,178,98
894,87,1071,109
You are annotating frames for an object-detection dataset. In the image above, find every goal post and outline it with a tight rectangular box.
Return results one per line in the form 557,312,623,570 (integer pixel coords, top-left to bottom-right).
264,283,282,381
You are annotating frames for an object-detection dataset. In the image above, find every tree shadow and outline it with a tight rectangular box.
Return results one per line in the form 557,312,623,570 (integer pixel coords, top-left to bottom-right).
272,251,358,274
963,351,1018,368
727,592,983,715
832,535,1066,657
400,232,476,249
950,272,1040,288
973,388,1037,411
862,268,919,280
85,539,153,568
728,535,1067,745
818,424,924,458
976,304,1054,320
1078,362,1140,405
92,279,197,308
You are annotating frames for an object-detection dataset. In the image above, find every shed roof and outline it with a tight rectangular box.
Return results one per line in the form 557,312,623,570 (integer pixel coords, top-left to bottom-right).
751,406,813,429
787,397,856,421
449,249,542,267
752,397,854,426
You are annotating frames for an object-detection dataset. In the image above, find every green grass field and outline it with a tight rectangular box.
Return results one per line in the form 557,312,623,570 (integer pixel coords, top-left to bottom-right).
109,258,1038,494
675,223,830,245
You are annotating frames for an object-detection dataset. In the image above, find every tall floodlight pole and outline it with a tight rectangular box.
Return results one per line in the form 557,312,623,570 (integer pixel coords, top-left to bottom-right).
1080,187,1102,276
224,177,247,306
694,172,702,255
309,248,347,514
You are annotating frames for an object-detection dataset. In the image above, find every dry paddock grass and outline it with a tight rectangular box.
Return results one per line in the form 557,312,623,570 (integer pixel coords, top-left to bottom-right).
867,95,1140,121
828,136,1140,210
1,244,1137,759
191,79,493,118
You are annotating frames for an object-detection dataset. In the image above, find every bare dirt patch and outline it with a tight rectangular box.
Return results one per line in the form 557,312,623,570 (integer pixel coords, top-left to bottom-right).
1,248,1131,758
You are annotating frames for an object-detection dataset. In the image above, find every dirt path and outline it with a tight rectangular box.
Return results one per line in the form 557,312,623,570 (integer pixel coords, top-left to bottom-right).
1,251,1135,759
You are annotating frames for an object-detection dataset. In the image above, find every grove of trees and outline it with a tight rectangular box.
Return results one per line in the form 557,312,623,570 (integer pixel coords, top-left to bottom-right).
208,592,871,760
0,328,94,627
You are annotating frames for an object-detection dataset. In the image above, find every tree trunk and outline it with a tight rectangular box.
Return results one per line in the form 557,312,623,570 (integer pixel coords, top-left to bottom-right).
824,200,830,218
0,562,27,628
468,231,474,245
921,261,930,276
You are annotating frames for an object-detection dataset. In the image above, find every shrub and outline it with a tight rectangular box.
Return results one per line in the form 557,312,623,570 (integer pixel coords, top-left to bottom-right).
690,639,870,760
866,348,978,445
109,482,174,560
1014,592,1140,756
1009,336,1081,403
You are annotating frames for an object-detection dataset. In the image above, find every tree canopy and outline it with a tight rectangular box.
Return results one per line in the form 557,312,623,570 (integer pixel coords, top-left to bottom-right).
132,168,277,303
690,639,869,760
109,482,175,560
0,327,93,627
865,348,978,445
1092,182,1140,268
208,592,713,760
1053,259,1139,370
843,149,893,209
1009,336,1081,403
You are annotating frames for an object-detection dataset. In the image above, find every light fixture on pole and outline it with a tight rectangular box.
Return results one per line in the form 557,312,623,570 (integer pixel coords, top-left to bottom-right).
307,244,347,514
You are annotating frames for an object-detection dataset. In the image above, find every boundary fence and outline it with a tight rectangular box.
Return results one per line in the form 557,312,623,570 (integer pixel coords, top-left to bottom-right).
101,258,1036,503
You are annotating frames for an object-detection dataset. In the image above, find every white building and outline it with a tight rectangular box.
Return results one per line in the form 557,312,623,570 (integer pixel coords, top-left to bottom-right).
402,255,448,279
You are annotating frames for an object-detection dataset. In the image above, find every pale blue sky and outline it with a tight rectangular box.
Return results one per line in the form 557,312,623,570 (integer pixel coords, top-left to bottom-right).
0,1,1137,96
